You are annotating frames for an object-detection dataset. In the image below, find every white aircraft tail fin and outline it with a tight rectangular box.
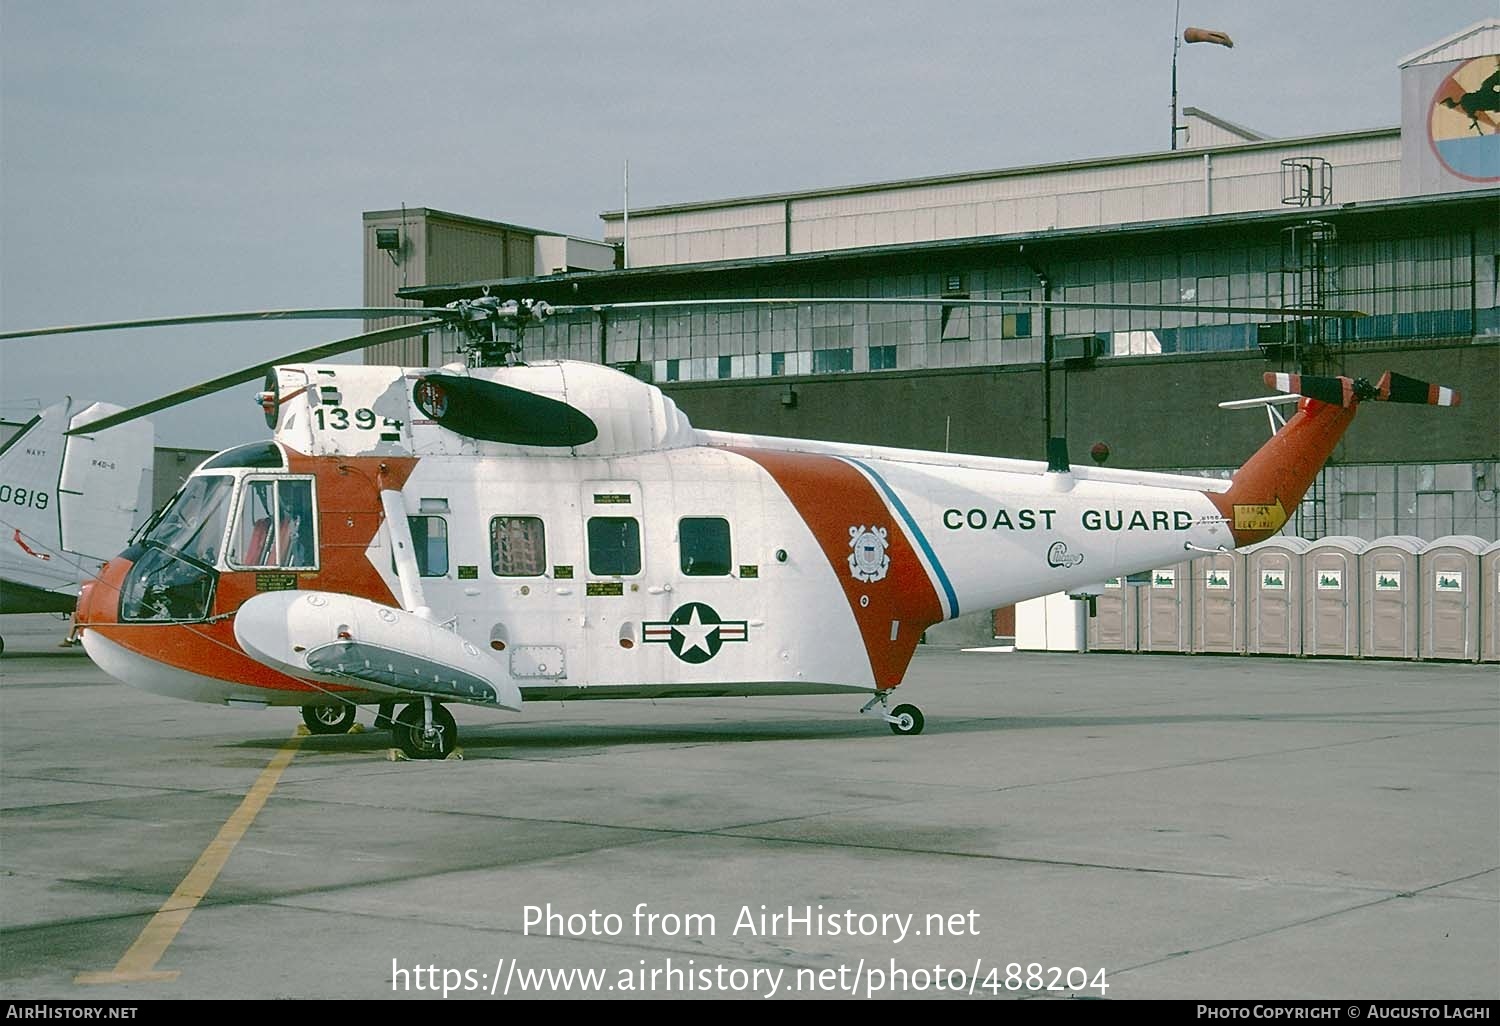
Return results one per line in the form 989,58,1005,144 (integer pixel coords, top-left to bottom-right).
0,400,154,609
0,402,78,595
59,403,155,559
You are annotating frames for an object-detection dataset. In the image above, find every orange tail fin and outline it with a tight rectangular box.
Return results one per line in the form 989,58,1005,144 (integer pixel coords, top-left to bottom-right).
1207,372,1461,545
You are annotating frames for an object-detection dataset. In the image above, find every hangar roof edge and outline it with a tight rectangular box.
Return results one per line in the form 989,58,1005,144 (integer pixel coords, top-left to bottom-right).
594,127,1400,222
361,207,607,243
1398,18,1500,68
401,188,1498,302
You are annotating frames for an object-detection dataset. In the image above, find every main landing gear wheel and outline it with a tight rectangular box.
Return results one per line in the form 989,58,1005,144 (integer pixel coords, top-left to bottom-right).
393,701,457,760
302,704,356,735
888,704,924,736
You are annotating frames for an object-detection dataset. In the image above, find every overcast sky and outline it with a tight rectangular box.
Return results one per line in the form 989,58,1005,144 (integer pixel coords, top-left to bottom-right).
1,1,1492,448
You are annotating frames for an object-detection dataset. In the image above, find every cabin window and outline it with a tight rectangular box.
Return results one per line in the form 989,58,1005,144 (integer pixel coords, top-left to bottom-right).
491,516,546,576
408,516,449,577
227,477,316,570
587,516,641,576
679,517,731,576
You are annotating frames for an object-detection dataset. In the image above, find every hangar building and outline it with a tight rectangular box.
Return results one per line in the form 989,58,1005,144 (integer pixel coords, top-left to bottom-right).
365,20,1499,544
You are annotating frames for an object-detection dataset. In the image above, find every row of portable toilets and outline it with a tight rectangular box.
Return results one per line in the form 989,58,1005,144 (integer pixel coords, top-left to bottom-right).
1086,535,1500,662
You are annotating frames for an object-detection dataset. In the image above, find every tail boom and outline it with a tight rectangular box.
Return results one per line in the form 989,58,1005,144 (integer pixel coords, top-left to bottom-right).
1210,368,1462,546
1206,398,1355,546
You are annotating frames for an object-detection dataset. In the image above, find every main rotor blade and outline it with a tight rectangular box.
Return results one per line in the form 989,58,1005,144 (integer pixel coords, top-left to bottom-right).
546,296,1368,318
63,319,445,435
0,308,452,342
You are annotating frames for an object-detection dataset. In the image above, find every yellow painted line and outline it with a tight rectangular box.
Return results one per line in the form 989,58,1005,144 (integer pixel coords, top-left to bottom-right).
76,734,303,985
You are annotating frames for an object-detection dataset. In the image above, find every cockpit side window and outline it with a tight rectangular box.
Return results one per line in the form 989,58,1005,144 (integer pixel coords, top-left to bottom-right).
228,477,317,570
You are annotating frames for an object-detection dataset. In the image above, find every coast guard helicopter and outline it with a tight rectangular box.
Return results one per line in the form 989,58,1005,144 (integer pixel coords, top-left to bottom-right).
0,296,1460,757
0,399,153,655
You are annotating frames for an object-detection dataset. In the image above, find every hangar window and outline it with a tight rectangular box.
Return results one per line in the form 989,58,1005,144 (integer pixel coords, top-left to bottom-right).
491,516,546,577
812,348,853,374
679,517,731,576
588,516,641,576
1001,290,1032,338
940,306,970,341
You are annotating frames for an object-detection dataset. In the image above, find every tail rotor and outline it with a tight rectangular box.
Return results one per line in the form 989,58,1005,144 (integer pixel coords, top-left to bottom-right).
1263,371,1461,408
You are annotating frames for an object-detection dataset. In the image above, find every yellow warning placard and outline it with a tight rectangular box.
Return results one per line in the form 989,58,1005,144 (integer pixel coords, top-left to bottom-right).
1233,502,1287,532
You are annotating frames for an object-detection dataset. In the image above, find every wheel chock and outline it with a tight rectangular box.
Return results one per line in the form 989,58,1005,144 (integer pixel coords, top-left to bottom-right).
386,746,461,762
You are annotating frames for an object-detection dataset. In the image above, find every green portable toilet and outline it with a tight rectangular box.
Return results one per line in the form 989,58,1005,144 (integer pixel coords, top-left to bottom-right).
1245,536,1310,656
1140,560,1193,653
1303,536,1365,657
1086,576,1139,652
1361,536,1423,660
1190,549,1245,653
1419,536,1486,662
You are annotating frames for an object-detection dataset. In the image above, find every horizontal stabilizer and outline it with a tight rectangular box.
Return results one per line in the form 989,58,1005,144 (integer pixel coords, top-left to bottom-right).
1218,393,1302,410
1263,371,1460,409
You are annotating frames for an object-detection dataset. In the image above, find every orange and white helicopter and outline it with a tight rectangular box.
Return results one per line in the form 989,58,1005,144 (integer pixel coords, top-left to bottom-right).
0,296,1460,757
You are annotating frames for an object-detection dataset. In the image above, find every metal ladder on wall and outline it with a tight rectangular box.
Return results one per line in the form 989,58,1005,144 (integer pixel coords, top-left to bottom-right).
1277,161,1341,540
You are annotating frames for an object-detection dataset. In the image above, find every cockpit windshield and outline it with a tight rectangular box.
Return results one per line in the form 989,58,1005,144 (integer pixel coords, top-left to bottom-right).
143,474,234,565
120,474,235,623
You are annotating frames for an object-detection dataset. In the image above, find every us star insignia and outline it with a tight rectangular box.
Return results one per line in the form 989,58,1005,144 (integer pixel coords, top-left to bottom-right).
643,602,749,663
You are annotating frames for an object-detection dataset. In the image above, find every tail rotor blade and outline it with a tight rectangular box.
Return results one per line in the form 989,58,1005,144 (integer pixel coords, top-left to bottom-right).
1377,371,1461,407
1263,372,1354,407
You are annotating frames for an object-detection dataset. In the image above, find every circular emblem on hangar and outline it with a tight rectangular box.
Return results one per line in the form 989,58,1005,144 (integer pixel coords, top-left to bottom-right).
1428,56,1500,182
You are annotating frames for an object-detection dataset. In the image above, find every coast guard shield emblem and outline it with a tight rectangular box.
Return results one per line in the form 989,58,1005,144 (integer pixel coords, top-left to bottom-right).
848,525,890,583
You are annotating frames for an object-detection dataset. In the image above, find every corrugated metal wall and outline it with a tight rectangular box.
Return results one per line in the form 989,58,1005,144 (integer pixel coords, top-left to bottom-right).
607,134,1403,269
363,212,430,366
427,222,508,287
362,210,536,366
540,207,1495,382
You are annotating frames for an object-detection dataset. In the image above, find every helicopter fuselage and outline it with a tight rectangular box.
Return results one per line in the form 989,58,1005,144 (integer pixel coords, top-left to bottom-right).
73,360,1262,712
